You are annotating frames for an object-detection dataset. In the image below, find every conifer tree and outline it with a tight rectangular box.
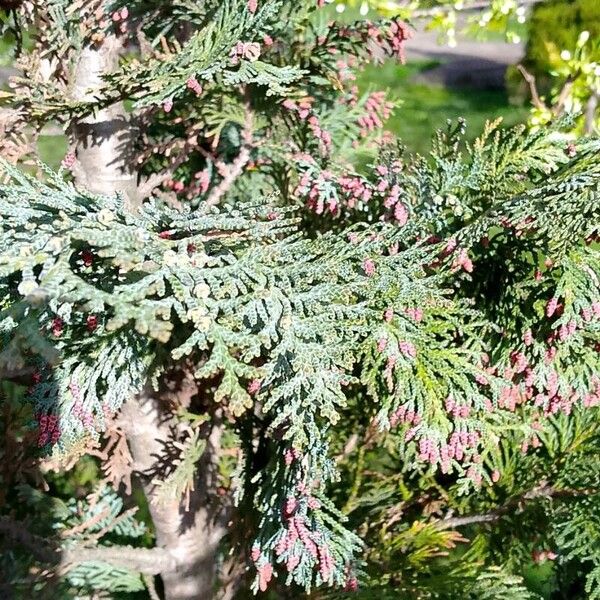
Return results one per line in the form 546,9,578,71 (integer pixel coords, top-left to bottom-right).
0,1,598,599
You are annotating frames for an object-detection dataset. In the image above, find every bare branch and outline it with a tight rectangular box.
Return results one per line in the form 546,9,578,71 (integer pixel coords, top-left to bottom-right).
0,515,59,564
137,137,196,200
59,507,111,539
552,78,574,117
436,511,503,529
205,103,254,207
335,433,360,461
436,484,599,530
516,65,546,112
60,545,176,575
0,514,175,575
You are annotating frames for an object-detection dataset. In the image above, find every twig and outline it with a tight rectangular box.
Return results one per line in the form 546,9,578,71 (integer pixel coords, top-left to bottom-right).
0,515,59,564
60,544,176,575
197,145,228,173
86,507,140,544
136,123,204,200
137,151,190,199
139,93,255,205
0,515,176,576
436,484,599,530
437,511,503,529
336,433,359,461
59,507,110,539
553,77,574,117
516,64,546,111
205,102,254,207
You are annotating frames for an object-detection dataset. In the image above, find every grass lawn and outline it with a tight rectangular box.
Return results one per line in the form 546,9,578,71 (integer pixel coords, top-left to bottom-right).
358,59,530,155
38,134,68,169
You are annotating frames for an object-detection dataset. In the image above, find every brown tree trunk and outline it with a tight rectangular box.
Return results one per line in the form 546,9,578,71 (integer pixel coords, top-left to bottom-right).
120,392,225,600
70,32,225,600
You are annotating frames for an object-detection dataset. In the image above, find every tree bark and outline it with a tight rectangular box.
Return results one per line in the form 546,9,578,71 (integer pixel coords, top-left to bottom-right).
119,392,225,600
70,31,225,600
70,35,140,211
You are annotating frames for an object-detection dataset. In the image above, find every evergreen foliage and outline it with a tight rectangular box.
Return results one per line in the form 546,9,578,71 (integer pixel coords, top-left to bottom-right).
0,159,496,591
0,0,599,598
